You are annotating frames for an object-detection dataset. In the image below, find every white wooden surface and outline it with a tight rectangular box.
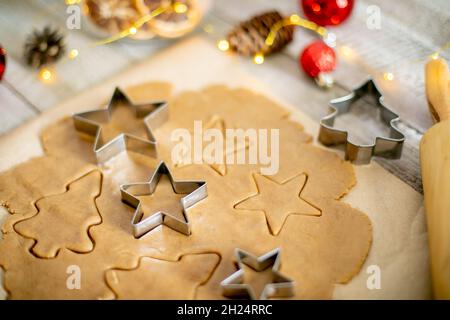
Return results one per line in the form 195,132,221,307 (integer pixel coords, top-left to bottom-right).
0,0,449,192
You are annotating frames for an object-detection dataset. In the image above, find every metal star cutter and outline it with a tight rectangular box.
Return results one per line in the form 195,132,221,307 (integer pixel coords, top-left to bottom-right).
120,161,208,238
221,248,294,300
319,78,405,164
72,87,168,163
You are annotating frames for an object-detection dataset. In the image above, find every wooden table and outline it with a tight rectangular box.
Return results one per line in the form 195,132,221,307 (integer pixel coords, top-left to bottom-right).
0,0,449,193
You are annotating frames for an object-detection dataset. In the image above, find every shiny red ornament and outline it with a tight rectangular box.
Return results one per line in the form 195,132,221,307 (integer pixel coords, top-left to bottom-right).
301,0,354,26
300,40,336,78
0,46,6,81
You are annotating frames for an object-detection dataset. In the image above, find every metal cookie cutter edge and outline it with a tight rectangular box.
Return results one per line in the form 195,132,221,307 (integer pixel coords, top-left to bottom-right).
72,87,168,164
120,161,208,238
221,248,295,300
318,78,405,164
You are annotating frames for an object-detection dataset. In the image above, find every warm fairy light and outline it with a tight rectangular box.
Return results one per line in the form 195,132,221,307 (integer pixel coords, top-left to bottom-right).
129,26,137,35
96,6,169,45
289,14,301,23
69,49,79,59
213,12,447,73
383,72,394,81
253,53,265,65
317,27,327,37
217,39,230,51
429,43,449,60
39,68,53,83
266,14,328,48
173,2,188,13
65,0,81,4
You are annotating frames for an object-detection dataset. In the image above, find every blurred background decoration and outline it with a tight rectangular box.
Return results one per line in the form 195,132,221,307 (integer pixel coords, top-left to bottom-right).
24,26,65,68
301,0,354,26
83,0,206,42
0,0,448,137
0,45,5,81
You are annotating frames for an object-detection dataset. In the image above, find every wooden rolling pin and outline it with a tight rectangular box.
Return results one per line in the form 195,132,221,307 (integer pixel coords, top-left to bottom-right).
421,57,450,299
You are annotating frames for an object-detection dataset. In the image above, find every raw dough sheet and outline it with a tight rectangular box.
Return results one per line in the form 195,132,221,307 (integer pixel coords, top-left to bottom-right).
0,37,429,299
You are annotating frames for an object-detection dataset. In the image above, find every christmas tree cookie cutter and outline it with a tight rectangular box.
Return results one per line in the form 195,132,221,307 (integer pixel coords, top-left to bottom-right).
72,87,168,164
221,248,295,300
319,78,405,164
120,161,208,238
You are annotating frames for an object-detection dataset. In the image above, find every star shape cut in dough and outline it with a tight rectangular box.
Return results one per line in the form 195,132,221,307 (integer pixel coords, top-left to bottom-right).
221,248,294,300
120,161,207,238
234,173,321,235
73,87,168,163
106,253,220,299
174,115,249,176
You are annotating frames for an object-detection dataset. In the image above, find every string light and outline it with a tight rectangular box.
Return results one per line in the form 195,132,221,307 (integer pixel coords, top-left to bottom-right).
39,67,53,83
430,43,450,60
129,27,137,35
253,53,265,65
217,39,230,51
380,43,449,83
95,5,171,45
93,1,206,45
265,14,328,49
289,14,301,23
61,0,449,88
219,13,446,77
173,2,188,14
245,14,331,65
383,72,394,81
69,49,79,59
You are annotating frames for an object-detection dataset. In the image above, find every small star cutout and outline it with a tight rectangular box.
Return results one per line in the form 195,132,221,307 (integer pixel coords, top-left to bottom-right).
221,248,294,300
234,173,321,235
120,162,207,238
73,87,168,163
174,115,249,176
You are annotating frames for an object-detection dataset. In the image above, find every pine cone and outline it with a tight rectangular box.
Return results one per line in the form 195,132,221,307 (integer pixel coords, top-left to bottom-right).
24,26,65,68
227,11,294,56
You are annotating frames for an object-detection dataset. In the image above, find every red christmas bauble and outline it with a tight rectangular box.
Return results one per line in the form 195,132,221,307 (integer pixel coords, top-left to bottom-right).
301,0,354,26
0,46,6,81
300,40,336,78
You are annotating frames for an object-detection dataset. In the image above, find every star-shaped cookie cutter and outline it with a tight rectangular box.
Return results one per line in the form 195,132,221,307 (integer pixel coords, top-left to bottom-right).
221,248,295,300
318,78,405,164
72,87,168,163
120,161,208,238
